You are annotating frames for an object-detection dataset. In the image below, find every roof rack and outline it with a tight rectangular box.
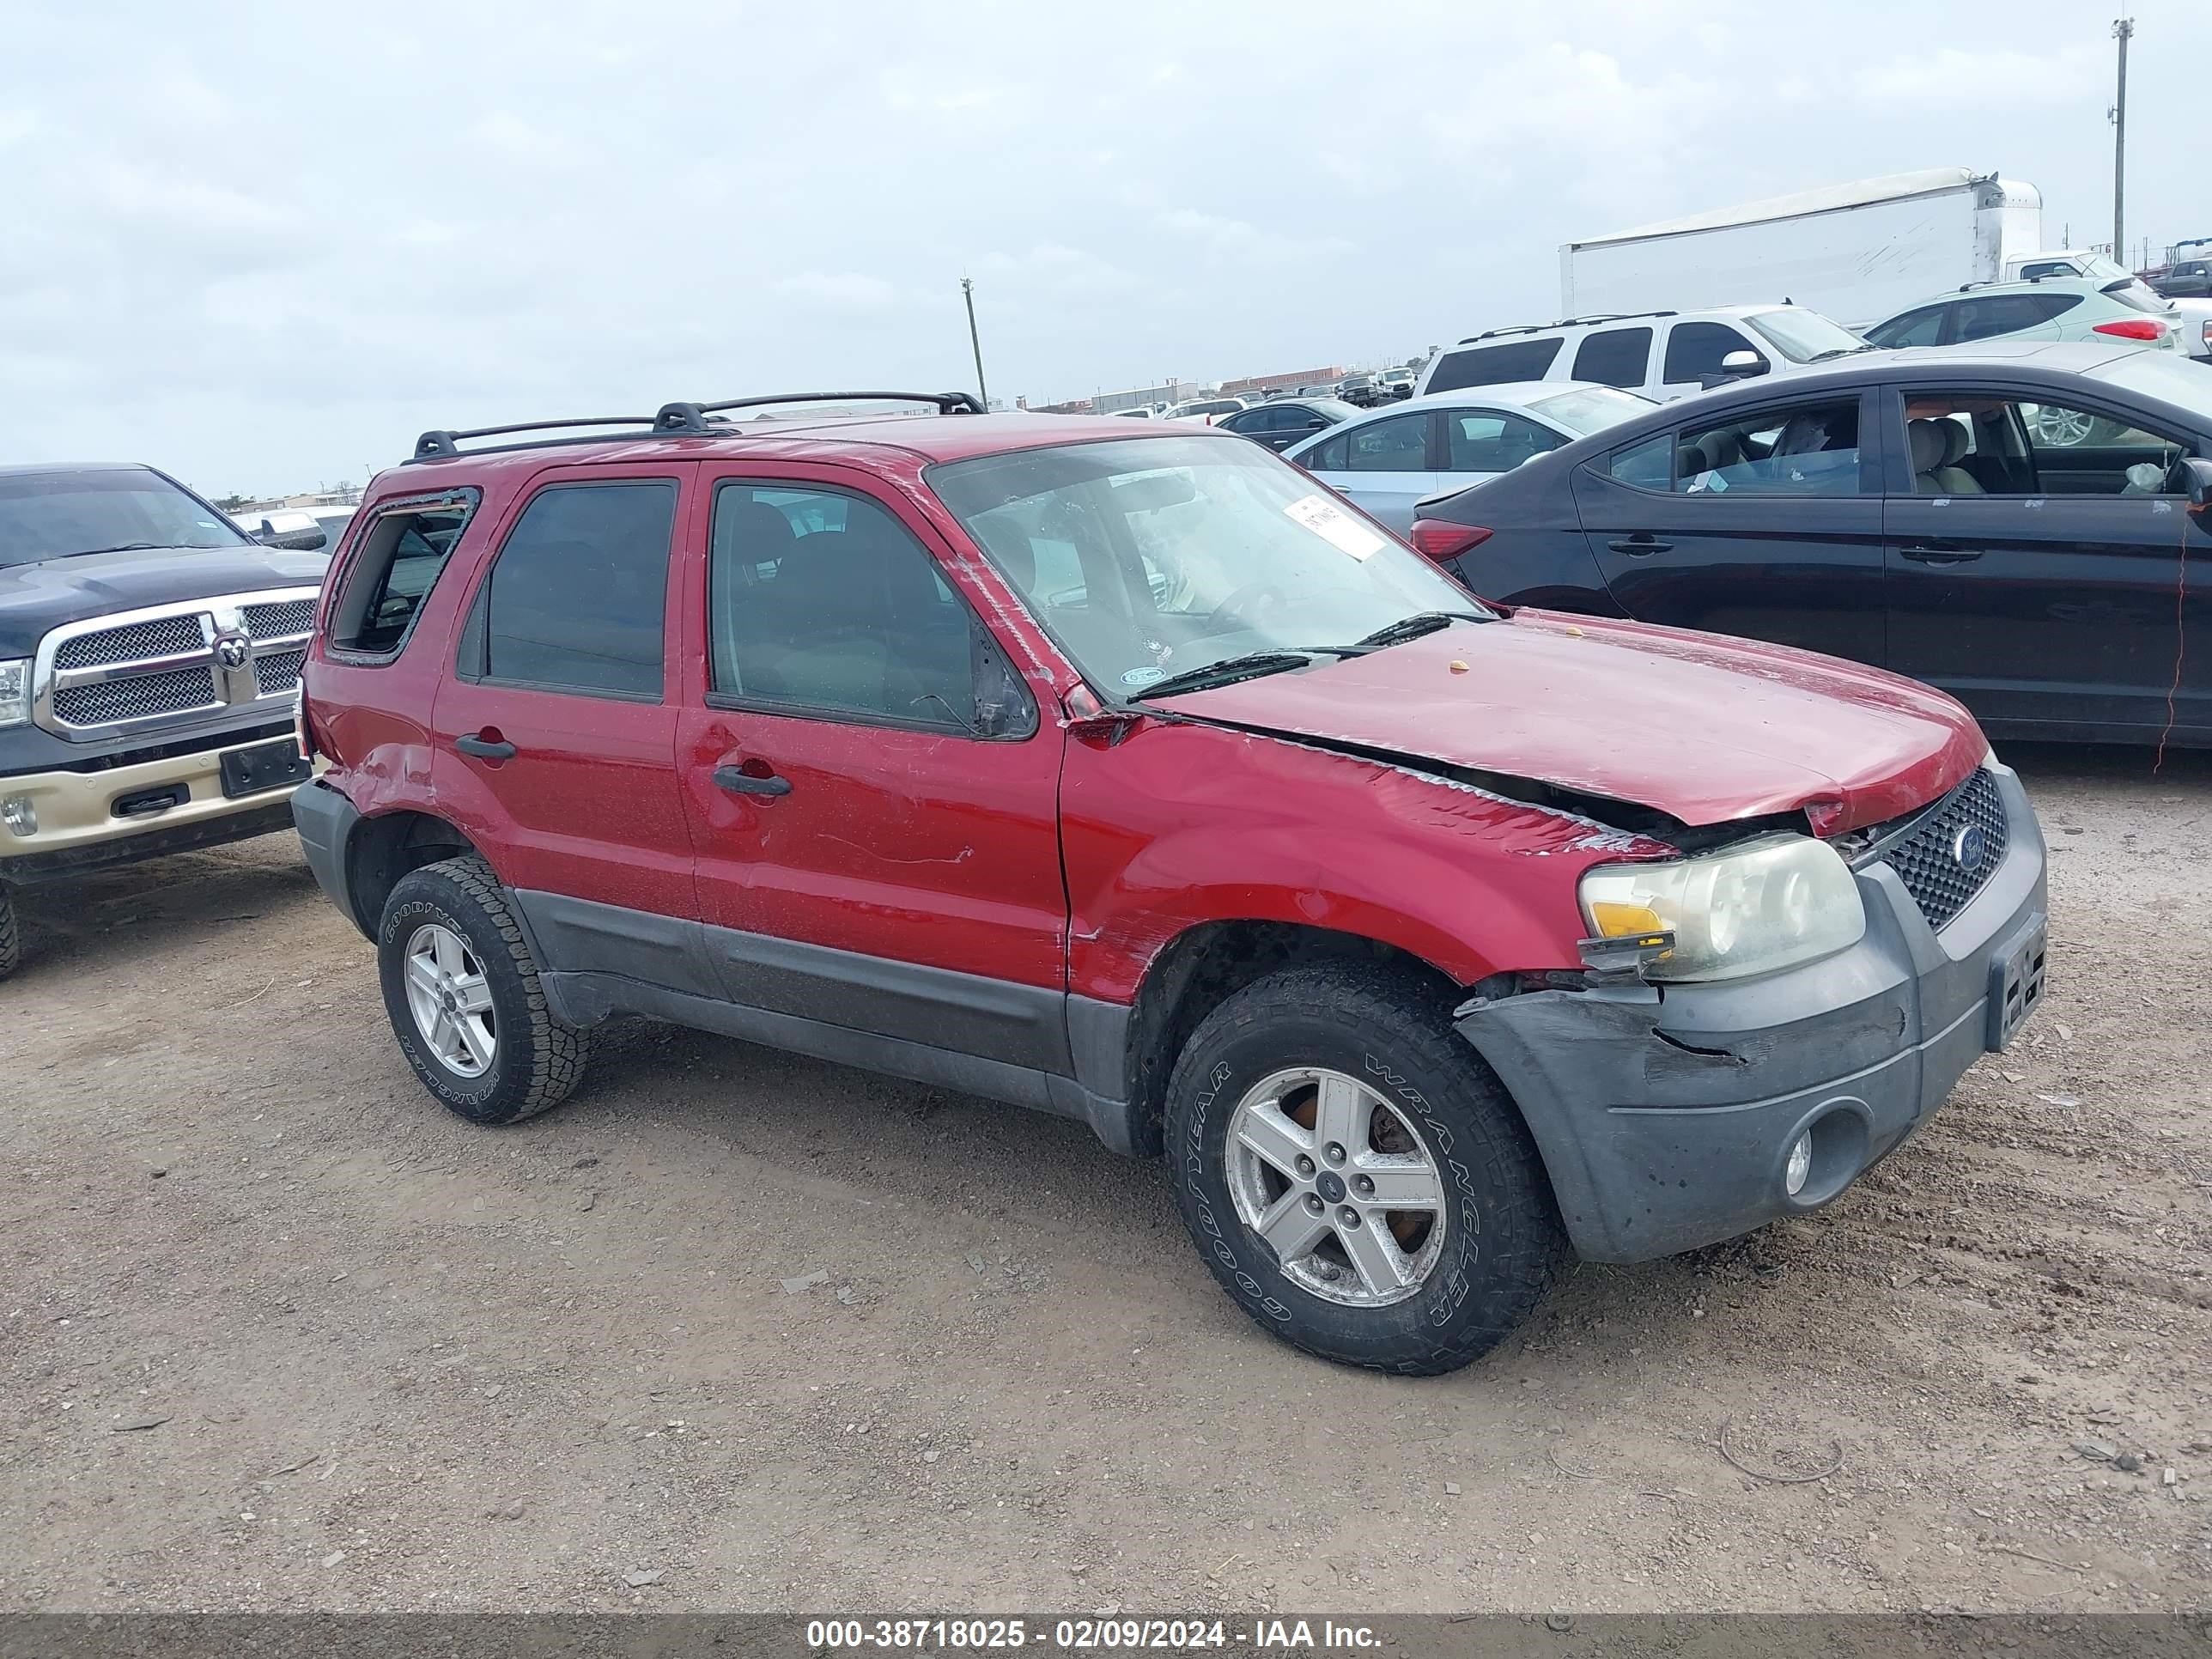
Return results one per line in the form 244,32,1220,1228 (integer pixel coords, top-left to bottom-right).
1458,308,1679,343
410,390,983,463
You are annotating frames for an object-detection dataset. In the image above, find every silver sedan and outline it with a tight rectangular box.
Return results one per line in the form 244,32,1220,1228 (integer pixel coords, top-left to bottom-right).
1283,381,1655,536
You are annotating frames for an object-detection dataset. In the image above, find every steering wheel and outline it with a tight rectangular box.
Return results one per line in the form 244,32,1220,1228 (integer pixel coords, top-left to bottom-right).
1200,579,1291,635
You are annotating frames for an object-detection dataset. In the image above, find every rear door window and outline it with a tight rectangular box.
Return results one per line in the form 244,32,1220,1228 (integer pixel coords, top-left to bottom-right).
1334,412,1430,471
1674,400,1865,496
1571,327,1653,388
483,481,678,697
1952,294,2073,341
1425,338,1563,393
1445,411,1564,471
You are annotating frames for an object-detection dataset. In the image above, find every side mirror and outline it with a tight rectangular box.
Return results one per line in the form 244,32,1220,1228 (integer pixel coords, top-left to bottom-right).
262,526,329,551
1720,349,1768,378
2182,456,2212,509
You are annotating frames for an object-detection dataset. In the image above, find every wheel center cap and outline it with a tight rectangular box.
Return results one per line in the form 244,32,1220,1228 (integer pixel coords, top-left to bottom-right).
1315,1170,1348,1204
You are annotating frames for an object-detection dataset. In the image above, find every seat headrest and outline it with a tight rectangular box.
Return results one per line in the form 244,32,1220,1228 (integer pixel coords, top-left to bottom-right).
717,497,799,562
1907,419,1948,473
1937,421,1972,467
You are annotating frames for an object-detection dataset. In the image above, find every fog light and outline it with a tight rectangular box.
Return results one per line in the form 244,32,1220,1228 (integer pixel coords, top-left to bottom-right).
1784,1132,1813,1197
2,793,33,838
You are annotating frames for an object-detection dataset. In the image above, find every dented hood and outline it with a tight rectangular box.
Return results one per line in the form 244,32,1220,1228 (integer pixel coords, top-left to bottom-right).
1152,611,1986,833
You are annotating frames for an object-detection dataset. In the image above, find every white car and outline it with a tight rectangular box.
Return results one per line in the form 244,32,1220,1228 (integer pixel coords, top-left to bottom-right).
1166,396,1249,424
1416,304,1867,405
1281,381,1655,536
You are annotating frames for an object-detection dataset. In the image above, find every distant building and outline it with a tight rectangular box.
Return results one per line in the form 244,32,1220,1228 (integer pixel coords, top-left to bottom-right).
1089,380,1203,415
1220,367,1348,398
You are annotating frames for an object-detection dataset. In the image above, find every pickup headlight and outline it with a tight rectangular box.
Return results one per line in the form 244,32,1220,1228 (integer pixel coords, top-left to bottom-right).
0,659,27,729
1579,834,1864,981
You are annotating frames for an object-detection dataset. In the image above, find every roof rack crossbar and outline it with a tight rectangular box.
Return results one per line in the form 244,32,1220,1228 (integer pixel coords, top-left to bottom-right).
656,390,984,432
408,391,984,464
413,416,658,459
1462,308,1680,343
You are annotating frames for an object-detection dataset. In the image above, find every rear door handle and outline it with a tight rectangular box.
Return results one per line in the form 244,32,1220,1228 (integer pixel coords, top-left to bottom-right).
714,763,792,798
1899,544,1984,565
454,732,516,761
1607,535,1672,556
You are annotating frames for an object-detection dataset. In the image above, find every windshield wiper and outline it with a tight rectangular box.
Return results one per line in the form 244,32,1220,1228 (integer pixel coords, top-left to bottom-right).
1130,651,1325,701
66,542,169,557
1806,345,1875,362
1343,610,1490,651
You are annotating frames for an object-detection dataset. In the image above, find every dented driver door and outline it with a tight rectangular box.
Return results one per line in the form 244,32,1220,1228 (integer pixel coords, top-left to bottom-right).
671,464,1072,1074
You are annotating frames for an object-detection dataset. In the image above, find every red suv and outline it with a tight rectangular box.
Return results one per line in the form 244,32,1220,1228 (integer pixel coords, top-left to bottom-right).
294,391,2048,1374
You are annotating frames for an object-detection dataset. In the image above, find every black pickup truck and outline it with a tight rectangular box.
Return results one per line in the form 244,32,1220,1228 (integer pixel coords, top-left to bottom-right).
0,463,331,978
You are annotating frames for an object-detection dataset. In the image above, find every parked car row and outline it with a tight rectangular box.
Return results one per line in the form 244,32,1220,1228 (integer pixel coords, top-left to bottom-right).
1408,340,2212,748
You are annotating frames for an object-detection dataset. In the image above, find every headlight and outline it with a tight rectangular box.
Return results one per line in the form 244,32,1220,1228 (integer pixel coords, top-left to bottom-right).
0,658,27,729
1579,834,1864,981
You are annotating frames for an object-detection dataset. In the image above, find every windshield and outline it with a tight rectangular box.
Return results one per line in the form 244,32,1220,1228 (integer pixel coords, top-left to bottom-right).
2086,352,2212,424
0,469,248,569
930,435,1477,696
1744,309,1866,362
1531,385,1656,435
2073,254,2131,281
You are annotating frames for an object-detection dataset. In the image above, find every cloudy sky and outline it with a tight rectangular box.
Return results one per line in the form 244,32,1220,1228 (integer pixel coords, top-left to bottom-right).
3,0,2203,496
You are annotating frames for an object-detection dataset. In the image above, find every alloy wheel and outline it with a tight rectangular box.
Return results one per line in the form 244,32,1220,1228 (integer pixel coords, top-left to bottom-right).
1224,1066,1449,1307
403,922,497,1078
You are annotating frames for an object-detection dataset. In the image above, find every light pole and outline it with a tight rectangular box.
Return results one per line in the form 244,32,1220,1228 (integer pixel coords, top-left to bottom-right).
961,277,988,411
2111,17,2134,260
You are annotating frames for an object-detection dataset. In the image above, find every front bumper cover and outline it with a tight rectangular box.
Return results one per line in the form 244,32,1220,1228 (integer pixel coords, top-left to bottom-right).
0,732,308,884
1457,763,2048,1263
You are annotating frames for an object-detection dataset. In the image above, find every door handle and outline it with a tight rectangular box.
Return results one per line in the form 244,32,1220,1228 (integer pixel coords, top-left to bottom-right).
714,763,792,798
1898,544,1984,565
1607,535,1672,556
454,732,516,761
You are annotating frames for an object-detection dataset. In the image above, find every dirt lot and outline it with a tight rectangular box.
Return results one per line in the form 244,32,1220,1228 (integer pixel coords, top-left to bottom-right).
4,745,2208,1615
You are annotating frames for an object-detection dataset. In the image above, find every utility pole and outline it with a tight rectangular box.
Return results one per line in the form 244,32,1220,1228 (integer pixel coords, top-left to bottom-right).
2111,16,2134,260
961,277,988,411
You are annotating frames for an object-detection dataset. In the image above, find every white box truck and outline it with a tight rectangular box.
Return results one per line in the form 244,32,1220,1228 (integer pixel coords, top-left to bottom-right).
1560,167,2045,330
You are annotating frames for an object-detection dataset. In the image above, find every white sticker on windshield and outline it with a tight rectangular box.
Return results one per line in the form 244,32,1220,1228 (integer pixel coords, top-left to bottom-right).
1283,493,1385,560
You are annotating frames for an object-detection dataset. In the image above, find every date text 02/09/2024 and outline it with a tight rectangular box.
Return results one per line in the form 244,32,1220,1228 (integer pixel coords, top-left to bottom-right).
803,1618,1382,1650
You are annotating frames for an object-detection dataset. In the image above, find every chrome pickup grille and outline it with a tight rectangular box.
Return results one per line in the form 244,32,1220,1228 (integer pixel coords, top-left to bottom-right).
33,586,322,743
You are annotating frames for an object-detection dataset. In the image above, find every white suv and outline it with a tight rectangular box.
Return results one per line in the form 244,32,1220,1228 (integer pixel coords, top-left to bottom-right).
1415,304,1866,404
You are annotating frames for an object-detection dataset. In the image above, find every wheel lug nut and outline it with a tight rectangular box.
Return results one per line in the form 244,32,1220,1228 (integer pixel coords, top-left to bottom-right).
1324,1142,1346,1165
1304,1194,1324,1215
1353,1175,1375,1196
1339,1206,1361,1229
1295,1154,1316,1176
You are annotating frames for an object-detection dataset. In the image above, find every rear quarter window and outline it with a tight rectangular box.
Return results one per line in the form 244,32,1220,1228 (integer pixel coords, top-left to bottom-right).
325,492,479,659
1425,338,1563,393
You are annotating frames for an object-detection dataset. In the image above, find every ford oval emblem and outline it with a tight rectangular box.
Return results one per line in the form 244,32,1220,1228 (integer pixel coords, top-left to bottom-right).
1952,823,1988,874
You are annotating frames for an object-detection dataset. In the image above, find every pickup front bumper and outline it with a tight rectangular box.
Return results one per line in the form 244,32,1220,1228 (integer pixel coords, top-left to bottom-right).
1456,763,2048,1263
0,730,307,884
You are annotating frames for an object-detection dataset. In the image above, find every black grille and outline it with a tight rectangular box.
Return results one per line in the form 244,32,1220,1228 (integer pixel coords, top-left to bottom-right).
253,648,305,696
52,666,221,726
1882,770,2008,932
53,615,206,669
244,599,315,639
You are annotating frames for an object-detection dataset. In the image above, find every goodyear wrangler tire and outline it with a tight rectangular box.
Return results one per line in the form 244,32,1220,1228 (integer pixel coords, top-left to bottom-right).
1164,963,1563,1374
377,855,588,1126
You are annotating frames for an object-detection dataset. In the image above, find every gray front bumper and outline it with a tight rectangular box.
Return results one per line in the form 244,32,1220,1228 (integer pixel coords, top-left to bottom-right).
1457,763,2048,1263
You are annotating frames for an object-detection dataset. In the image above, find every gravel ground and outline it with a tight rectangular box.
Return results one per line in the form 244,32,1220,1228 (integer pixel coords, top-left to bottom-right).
3,744,2207,1613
